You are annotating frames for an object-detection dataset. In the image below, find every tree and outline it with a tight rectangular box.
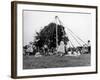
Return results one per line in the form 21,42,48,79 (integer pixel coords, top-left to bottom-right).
33,22,69,49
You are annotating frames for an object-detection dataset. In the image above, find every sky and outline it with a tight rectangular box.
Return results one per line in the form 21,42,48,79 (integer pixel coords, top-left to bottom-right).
23,10,92,46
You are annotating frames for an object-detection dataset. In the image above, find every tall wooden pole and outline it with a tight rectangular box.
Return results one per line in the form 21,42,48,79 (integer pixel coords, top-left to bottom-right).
55,16,58,50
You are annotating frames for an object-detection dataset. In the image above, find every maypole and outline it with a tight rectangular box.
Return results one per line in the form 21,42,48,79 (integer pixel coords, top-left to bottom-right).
55,16,58,50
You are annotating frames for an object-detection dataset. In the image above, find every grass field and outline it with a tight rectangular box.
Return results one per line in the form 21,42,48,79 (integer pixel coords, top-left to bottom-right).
23,54,91,69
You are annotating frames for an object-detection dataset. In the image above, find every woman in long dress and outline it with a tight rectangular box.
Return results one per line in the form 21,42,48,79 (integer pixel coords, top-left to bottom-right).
57,41,65,56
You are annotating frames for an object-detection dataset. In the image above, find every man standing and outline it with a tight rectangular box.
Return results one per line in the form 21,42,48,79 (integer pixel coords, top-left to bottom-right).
87,40,91,53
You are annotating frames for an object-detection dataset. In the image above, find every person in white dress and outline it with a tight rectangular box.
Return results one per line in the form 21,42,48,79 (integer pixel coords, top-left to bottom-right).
57,41,65,56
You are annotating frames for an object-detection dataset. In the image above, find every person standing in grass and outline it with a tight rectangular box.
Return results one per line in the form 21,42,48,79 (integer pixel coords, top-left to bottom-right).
43,44,48,56
57,40,65,56
87,40,91,53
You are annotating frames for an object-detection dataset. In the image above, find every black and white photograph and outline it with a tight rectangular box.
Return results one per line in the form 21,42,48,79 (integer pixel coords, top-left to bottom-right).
23,10,92,69
11,1,97,78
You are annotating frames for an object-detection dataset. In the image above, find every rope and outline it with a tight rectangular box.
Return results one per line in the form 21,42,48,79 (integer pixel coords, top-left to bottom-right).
58,17,65,36
67,32,75,48
68,30,82,46
67,28,88,46
57,16,75,48
69,39,75,48
57,16,88,46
